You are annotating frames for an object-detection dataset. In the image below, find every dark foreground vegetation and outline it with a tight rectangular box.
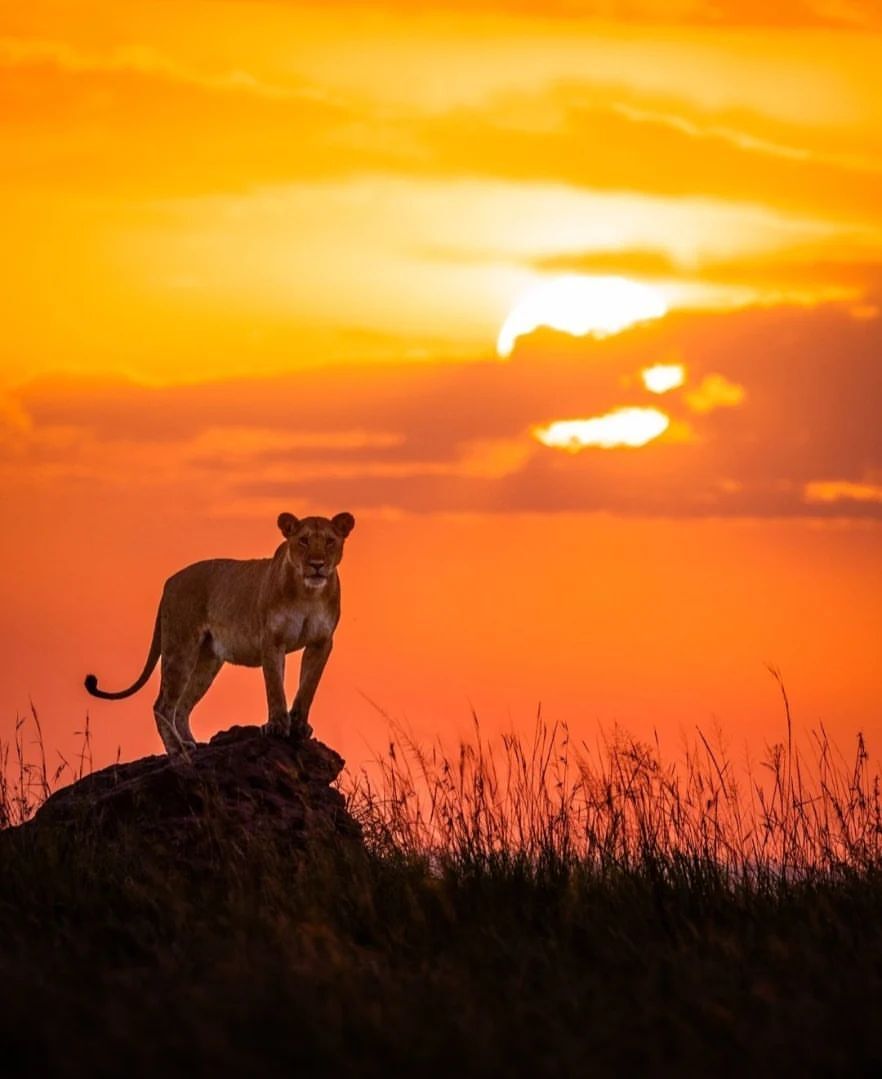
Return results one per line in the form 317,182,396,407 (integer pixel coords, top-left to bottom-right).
2,685,882,1077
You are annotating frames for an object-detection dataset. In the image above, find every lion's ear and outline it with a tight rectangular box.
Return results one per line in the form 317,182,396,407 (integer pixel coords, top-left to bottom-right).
331,512,355,538
278,512,300,538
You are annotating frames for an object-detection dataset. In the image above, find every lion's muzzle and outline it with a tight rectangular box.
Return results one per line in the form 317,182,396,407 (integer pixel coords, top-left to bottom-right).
304,560,329,587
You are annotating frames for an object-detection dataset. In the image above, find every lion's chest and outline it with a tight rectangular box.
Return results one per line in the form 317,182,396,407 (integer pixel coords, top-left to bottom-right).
268,604,336,653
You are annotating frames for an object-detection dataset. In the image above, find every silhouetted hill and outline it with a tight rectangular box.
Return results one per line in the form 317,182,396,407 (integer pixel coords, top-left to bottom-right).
21,725,360,854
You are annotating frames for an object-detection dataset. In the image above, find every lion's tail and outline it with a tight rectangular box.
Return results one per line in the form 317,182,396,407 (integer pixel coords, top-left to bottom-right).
84,605,161,701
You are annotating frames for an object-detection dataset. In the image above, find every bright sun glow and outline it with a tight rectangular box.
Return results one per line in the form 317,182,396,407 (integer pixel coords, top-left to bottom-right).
497,275,668,358
641,363,686,394
534,407,670,451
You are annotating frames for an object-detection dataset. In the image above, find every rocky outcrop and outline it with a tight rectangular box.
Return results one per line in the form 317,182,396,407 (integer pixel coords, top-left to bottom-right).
26,725,361,853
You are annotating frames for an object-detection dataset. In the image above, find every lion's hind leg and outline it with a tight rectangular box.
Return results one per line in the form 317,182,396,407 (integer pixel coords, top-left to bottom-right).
175,643,224,749
153,636,203,756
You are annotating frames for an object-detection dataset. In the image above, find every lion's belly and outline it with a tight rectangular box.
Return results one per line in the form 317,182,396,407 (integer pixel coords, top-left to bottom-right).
207,606,335,666
209,630,264,667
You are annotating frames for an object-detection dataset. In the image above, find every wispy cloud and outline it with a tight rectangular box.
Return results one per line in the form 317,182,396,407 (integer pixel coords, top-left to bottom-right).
261,0,882,30
0,37,329,101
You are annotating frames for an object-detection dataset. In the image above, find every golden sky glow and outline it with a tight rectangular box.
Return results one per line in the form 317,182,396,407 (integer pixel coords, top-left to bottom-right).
3,2,882,384
1,1,881,771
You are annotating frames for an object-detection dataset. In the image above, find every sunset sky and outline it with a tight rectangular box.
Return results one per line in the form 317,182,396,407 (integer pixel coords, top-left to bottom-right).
2,1,881,773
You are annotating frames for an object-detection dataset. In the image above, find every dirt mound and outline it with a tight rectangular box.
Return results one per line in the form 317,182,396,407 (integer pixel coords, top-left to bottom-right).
25,725,361,852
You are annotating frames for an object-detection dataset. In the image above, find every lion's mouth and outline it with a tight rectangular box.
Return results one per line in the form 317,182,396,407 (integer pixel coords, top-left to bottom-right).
304,571,327,585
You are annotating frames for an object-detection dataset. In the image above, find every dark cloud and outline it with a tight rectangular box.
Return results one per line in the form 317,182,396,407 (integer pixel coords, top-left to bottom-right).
13,303,882,518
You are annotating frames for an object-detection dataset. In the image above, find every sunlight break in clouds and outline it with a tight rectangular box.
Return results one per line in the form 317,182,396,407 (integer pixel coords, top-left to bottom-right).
496,276,668,358
641,363,686,394
534,408,670,451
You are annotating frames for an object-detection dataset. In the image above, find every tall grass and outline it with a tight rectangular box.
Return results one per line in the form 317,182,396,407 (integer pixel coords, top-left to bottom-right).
347,680,882,884
0,707,93,829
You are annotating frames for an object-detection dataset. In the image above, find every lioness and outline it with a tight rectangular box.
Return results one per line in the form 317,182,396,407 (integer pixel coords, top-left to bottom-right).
85,511,355,755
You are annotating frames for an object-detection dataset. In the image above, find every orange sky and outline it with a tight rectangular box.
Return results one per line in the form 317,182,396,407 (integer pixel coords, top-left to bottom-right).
2,1,881,774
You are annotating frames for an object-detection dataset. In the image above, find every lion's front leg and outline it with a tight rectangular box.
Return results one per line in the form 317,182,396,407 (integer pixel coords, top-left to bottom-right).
261,643,291,736
289,639,333,740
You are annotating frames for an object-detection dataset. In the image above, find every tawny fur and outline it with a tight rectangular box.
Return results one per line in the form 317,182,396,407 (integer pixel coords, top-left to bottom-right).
85,512,355,755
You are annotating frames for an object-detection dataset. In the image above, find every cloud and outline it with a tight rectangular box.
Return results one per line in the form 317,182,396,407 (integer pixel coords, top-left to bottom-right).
0,37,377,197
4,31,881,227
684,374,746,414
534,246,882,302
8,302,882,520
0,392,32,451
409,87,882,225
263,1,881,30
0,38,324,100
186,427,405,464
804,480,882,505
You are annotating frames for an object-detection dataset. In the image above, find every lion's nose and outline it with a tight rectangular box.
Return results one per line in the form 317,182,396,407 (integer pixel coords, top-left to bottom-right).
308,560,324,571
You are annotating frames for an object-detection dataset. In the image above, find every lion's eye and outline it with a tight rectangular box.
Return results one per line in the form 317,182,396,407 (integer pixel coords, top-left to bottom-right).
298,537,309,548
325,537,334,548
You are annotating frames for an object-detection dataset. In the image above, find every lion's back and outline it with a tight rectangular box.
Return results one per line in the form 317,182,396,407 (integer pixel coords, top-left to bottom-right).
161,557,270,633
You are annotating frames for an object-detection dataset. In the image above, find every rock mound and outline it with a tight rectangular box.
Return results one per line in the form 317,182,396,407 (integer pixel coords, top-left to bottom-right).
27,725,361,853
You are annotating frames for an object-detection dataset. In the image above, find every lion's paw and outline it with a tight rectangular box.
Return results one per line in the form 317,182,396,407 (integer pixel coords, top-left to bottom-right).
288,713,313,741
263,717,291,737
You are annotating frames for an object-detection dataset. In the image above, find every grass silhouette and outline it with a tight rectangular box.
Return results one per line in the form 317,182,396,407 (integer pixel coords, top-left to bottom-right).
349,671,881,882
1,687,881,1076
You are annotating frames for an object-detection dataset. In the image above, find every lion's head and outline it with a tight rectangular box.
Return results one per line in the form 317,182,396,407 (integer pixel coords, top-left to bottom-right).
277,511,355,590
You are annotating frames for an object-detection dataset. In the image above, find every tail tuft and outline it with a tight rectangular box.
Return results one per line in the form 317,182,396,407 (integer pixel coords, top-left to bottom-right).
82,604,161,701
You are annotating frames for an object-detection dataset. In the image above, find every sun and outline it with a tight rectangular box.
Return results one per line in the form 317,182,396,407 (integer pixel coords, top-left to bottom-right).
497,275,668,358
